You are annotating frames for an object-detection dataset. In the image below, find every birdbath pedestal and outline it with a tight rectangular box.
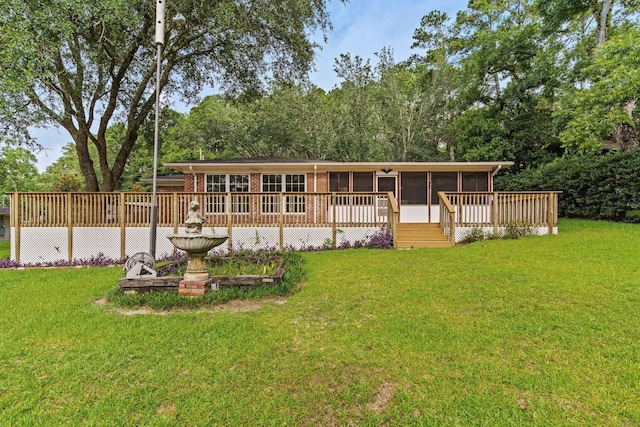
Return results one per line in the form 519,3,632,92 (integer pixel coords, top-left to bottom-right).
167,200,228,296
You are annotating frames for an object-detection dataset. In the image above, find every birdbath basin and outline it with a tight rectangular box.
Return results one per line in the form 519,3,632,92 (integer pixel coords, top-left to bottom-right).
168,234,228,281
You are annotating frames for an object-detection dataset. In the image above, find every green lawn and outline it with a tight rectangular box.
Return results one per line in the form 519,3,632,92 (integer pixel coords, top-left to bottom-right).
1,219,639,425
0,240,9,259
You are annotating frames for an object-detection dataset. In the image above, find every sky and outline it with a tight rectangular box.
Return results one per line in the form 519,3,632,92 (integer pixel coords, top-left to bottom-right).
31,0,468,172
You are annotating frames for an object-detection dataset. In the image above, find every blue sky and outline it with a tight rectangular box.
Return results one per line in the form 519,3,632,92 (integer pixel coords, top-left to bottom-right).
32,0,468,171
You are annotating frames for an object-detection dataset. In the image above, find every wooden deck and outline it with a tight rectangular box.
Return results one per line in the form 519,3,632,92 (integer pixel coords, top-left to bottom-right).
8,191,560,261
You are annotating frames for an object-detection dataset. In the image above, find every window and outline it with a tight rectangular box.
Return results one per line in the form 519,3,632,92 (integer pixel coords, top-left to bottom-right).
262,174,282,192
206,174,226,192
229,174,250,192
261,174,306,213
462,172,489,192
286,174,305,192
352,172,374,205
205,174,249,213
229,174,250,213
205,175,226,213
401,172,427,205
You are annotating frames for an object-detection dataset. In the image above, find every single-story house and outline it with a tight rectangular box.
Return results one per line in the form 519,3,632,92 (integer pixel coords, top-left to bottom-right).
158,157,512,224
9,158,560,263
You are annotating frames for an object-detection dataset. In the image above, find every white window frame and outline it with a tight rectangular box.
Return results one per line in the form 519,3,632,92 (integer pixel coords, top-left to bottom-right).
261,174,306,214
205,174,250,214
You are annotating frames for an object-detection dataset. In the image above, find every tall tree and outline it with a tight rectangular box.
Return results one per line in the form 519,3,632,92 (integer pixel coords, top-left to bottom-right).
330,53,381,161
0,0,334,191
558,26,640,152
0,141,40,193
411,1,564,168
540,0,640,152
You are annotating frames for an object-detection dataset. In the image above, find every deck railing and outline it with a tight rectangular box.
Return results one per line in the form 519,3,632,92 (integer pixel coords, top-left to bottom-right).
11,192,394,228
438,191,560,240
10,192,396,262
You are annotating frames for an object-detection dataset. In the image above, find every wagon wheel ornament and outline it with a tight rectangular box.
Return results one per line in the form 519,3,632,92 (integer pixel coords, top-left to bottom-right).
125,252,155,272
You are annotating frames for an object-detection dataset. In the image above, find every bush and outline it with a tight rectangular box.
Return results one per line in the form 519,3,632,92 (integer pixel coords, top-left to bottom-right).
460,228,488,244
495,149,640,222
501,221,534,239
365,228,394,249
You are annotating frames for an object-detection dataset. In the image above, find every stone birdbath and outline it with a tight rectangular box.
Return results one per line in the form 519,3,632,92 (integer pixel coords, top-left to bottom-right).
167,200,228,296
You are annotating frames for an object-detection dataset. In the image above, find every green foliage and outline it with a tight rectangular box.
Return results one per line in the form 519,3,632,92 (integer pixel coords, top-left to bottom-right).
501,221,535,239
460,227,490,244
496,149,640,222
0,0,334,191
557,26,640,153
0,140,41,192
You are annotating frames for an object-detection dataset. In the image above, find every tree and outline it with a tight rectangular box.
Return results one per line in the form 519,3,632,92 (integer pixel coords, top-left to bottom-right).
329,53,382,161
539,0,640,152
0,0,335,191
410,1,564,169
558,27,640,153
0,141,40,193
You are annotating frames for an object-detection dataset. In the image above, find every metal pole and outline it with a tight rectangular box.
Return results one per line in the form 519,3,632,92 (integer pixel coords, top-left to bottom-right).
150,0,166,259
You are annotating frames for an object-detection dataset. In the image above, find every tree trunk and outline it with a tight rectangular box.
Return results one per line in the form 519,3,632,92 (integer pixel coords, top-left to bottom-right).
595,0,614,46
613,120,639,153
615,100,639,152
73,133,100,192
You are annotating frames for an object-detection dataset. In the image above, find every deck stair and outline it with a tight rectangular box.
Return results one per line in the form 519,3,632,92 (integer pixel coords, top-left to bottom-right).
395,222,453,249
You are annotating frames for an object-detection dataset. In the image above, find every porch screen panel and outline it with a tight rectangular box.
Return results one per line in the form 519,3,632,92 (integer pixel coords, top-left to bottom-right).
329,172,349,205
353,172,374,205
401,172,427,205
329,172,349,192
430,172,458,205
462,172,489,192
205,174,226,213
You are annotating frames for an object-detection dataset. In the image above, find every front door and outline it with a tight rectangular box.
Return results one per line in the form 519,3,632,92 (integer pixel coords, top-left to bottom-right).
377,176,397,197
377,176,397,220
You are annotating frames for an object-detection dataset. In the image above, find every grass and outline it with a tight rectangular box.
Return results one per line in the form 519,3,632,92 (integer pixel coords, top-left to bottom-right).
0,240,9,259
1,219,639,425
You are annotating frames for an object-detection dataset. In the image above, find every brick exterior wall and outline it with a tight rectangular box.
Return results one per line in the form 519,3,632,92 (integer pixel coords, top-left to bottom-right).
184,174,195,192
250,173,261,192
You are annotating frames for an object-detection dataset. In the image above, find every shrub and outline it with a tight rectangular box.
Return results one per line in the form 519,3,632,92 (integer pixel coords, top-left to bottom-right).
366,228,394,249
501,221,534,239
495,149,640,222
460,227,488,244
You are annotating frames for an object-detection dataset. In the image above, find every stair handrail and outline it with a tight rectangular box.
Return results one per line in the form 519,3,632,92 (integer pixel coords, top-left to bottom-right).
387,192,400,249
438,191,456,243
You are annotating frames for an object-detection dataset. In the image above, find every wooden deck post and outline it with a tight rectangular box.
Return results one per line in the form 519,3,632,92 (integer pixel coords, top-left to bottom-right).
492,192,499,237
331,193,337,249
227,193,233,252
12,193,21,263
279,193,284,251
172,193,179,235
120,194,126,259
67,193,73,262
547,192,555,235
